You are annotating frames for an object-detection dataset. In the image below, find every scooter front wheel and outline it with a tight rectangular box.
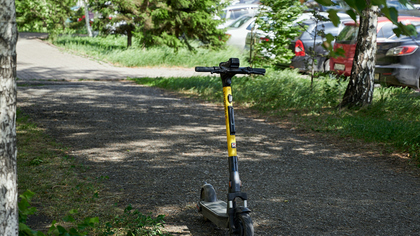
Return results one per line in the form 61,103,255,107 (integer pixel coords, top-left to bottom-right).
235,213,254,236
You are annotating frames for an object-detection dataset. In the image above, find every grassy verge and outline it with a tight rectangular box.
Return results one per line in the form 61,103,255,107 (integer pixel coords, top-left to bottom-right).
17,108,107,220
51,35,250,68
130,70,420,163
16,109,170,235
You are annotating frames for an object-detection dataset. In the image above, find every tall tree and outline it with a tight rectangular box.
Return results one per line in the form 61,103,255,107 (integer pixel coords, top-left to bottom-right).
340,2,379,108
91,0,226,49
254,0,303,66
15,0,74,32
83,0,93,37
0,0,18,235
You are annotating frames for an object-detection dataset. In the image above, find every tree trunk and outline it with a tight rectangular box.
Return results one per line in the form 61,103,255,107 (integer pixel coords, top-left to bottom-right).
127,27,132,48
0,0,18,235
340,2,379,108
83,0,93,37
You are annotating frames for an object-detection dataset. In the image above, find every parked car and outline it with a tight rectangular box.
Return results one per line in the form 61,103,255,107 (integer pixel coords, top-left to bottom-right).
386,0,420,16
216,3,260,29
330,16,420,88
225,14,257,49
375,27,420,88
304,0,418,16
244,12,352,71
289,13,352,72
303,0,349,12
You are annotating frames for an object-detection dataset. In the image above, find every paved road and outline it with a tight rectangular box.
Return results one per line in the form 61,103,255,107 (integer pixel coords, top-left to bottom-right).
17,33,201,81
16,34,420,236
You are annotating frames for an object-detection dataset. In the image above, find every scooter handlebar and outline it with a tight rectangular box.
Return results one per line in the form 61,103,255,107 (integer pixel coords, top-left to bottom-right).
195,66,265,75
195,67,218,72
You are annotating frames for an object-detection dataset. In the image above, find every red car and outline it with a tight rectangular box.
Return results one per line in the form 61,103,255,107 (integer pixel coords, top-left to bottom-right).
330,16,420,77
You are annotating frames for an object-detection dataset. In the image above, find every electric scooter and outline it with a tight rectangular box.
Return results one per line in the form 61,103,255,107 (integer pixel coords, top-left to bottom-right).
195,58,265,236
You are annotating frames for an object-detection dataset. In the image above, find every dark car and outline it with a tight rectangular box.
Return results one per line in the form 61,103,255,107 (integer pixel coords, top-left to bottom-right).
331,16,420,88
375,26,420,88
303,0,349,12
386,0,420,16
304,0,418,16
289,12,352,72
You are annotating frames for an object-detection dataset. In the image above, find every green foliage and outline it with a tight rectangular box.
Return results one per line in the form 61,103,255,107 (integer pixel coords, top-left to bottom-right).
252,0,303,66
18,191,170,236
91,0,227,49
19,190,37,225
18,190,99,236
106,205,170,236
16,0,75,33
67,8,89,33
131,70,420,159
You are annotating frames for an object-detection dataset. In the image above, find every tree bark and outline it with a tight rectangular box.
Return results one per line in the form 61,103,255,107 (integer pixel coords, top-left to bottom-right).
340,2,379,108
83,0,93,37
0,0,18,235
127,28,132,48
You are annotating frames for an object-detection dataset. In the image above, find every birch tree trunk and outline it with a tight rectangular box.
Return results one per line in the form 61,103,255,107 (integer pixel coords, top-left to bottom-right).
340,2,379,108
0,0,18,234
83,0,93,37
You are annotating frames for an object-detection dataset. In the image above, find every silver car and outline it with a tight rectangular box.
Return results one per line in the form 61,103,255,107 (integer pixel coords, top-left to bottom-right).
225,14,256,50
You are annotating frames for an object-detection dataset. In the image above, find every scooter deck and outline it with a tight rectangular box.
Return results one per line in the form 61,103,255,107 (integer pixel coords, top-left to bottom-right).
200,200,229,228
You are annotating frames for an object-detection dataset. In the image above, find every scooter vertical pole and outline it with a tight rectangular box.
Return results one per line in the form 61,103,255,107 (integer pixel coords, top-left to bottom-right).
221,74,241,194
221,73,243,234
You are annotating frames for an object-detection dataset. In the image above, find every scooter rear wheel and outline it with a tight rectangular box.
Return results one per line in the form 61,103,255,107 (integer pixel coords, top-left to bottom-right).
235,213,254,236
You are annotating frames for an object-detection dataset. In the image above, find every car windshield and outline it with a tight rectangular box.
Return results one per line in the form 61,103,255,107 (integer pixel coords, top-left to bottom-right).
387,1,416,10
314,22,342,37
336,24,358,43
338,21,420,43
388,25,420,39
246,16,269,30
229,8,251,20
295,20,343,40
304,0,348,11
377,22,397,38
228,15,253,28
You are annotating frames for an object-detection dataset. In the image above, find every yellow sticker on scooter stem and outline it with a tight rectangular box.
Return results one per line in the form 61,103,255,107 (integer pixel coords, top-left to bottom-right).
223,86,237,157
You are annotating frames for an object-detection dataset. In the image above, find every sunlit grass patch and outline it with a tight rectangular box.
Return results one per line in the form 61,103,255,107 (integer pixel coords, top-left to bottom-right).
52,35,250,68
131,70,420,162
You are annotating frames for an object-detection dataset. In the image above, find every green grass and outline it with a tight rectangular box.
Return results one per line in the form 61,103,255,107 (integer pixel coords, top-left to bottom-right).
130,70,420,162
52,35,250,68
16,109,170,235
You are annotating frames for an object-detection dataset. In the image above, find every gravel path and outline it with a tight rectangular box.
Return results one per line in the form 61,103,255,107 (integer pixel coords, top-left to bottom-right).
17,34,420,235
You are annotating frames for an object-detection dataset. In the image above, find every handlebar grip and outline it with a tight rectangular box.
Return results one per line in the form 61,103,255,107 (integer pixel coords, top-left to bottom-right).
252,68,266,74
195,67,216,72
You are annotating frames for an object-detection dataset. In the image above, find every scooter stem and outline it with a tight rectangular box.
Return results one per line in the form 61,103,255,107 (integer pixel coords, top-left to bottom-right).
221,76,241,193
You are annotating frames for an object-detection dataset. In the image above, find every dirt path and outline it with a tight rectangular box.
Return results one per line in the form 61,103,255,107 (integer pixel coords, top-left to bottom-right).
16,35,420,235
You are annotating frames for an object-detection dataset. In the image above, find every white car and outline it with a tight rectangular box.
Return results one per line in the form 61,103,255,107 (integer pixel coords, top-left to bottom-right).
217,3,260,29
225,14,256,50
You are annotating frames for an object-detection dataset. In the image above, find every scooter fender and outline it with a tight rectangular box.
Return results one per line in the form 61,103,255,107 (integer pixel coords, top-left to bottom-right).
235,206,251,214
200,183,218,202
198,183,218,213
